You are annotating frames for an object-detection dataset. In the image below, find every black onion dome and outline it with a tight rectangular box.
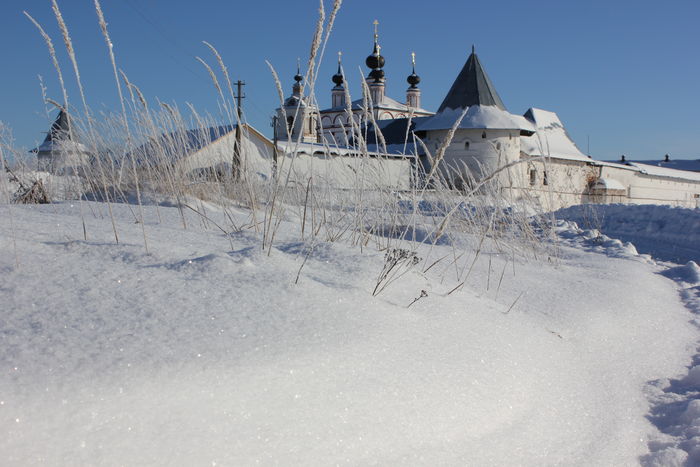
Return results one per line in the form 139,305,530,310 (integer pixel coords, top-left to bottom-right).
365,44,385,70
332,64,344,86
407,72,420,87
368,68,385,82
294,59,303,83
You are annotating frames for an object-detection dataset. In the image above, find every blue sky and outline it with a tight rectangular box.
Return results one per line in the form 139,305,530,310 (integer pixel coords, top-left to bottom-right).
1,0,698,160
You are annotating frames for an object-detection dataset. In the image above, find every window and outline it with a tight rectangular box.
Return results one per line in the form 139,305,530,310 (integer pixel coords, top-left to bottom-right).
464,141,470,150
529,168,536,186
287,116,294,132
543,170,549,186
481,131,487,139
496,142,502,151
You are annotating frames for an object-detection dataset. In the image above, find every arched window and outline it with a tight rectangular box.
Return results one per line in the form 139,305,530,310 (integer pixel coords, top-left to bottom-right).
543,170,549,186
287,116,294,132
482,131,487,139
529,168,536,186
464,141,470,150
496,142,502,150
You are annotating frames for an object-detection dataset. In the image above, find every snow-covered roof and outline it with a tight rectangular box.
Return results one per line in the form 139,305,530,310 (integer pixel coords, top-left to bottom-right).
617,159,700,173
131,125,235,165
35,139,90,155
320,95,432,116
520,108,591,162
594,160,700,183
628,162,700,183
415,105,535,132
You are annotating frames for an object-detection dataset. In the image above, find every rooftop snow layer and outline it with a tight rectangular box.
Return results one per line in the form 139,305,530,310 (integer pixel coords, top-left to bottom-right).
520,108,590,162
131,125,235,164
321,95,432,115
415,105,535,132
628,162,700,183
605,159,700,173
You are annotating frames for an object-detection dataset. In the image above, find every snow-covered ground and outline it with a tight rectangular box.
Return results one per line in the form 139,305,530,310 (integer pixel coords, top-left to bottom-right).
1,200,699,465
556,204,700,264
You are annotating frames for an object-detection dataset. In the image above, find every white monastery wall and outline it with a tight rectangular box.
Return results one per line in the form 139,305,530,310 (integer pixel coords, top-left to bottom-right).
276,152,412,190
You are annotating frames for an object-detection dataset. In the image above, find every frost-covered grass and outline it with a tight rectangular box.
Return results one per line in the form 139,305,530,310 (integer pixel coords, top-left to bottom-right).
3,2,700,464
1,201,699,465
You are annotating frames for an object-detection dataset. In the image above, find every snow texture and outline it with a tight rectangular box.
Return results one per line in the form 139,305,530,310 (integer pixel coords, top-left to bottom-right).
555,204,700,264
1,201,699,465
629,162,700,183
520,108,591,162
415,105,535,132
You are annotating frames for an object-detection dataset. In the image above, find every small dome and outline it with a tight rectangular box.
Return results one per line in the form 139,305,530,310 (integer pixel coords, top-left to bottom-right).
368,68,385,82
294,72,303,83
332,63,344,86
407,52,420,88
366,49,385,70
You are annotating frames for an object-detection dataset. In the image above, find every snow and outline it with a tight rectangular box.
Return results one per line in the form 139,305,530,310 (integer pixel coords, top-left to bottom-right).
555,203,700,264
415,105,535,132
520,108,591,162
1,200,700,464
608,159,700,174
629,162,700,183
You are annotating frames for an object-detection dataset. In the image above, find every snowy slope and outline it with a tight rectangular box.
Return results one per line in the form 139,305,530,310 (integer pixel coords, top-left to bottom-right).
1,201,698,465
555,204,700,264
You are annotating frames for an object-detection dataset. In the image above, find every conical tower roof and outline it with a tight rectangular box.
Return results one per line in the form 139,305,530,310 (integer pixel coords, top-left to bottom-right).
32,109,85,154
40,109,75,146
437,47,506,112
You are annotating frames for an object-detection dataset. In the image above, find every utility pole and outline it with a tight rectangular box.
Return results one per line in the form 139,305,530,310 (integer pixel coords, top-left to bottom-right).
272,115,279,179
587,134,590,156
233,80,245,180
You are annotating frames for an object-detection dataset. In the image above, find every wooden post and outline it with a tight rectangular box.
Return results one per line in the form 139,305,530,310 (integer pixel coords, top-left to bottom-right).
233,80,245,180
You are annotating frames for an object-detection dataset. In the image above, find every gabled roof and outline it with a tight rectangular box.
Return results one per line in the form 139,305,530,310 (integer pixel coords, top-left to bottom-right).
437,48,506,112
